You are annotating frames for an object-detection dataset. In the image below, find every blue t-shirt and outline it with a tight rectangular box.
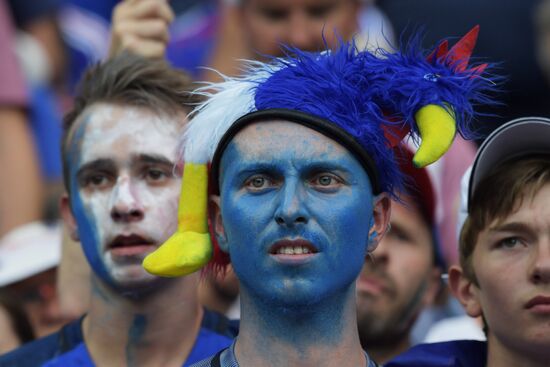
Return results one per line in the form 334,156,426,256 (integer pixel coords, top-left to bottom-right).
385,340,487,367
43,327,233,367
0,309,238,367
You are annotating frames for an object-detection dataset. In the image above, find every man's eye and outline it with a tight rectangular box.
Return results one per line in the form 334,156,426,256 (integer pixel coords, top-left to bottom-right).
250,177,266,188
85,174,110,188
145,168,169,183
148,169,165,180
259,7,288,21
252,177,265,187
498,237,523,249
311,174,342,189
318,175,335,186
245,175,273,190
307,4,335,19
387,227,412,243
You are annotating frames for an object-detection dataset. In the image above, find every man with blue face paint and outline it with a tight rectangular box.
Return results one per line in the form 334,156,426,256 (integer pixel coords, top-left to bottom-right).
0,53,238,366
143,27,499,367
209,119,387,367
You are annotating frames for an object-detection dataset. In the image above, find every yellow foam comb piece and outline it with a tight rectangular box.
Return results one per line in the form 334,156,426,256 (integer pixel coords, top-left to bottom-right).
413,104,456,168
143,163,212,277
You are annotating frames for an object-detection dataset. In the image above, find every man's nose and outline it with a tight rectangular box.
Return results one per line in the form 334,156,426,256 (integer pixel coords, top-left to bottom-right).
274,179,308,227
110,177,144,222
287,14,319,52
531,239,550,284
371,239,390,267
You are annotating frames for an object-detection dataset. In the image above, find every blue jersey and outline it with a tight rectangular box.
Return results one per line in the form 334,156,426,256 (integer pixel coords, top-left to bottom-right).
0,309,238,367
385,340,487,367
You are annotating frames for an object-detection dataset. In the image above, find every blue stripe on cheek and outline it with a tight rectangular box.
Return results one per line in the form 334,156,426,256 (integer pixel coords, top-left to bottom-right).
67,122,114,285
70,189,112,285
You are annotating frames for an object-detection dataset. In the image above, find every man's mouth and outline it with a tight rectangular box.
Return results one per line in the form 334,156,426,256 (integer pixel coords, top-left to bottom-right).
108,234,156,258
525,295,550,314
357,272,390,297
269,239,319,263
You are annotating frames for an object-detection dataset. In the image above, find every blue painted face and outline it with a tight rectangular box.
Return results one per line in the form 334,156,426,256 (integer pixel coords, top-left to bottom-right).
216,120,376,307
64,104,183,289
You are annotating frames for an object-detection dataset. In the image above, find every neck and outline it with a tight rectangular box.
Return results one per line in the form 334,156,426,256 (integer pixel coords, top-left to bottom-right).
235,285,367,367
83,275,202,367
198,279,237,315
487,333,550,367
365,336,410,365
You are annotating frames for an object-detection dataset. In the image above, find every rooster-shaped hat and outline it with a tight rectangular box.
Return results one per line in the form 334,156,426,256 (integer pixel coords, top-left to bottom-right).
143,26,499,276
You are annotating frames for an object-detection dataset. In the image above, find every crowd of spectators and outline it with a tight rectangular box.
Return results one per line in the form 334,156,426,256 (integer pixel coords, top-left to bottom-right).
1,0,550,365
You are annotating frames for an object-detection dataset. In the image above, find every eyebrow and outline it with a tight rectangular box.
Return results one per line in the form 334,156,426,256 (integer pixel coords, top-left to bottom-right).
226,164,279,184
238,157,351,169
76,159,116,180
135,154,175,167
304,161,352,173
488,222,535,235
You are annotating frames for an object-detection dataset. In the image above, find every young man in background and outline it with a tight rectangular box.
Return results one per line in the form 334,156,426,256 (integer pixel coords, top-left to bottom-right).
388,117,550,367
0,53,236,366
357,148,443,363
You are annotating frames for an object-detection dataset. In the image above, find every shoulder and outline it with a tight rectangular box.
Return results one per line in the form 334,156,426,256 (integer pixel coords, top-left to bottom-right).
385,340,487,367
0,332,60,367
189,354,217,367
186,327,233,366
186,309,238,366
189,345,232,367
0,318,83,367
41,343,93,367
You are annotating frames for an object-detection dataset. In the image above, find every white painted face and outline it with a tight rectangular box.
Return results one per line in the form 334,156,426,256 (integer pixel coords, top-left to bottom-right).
66,103,183,289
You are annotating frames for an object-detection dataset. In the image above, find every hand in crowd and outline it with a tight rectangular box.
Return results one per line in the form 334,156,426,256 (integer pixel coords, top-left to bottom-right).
109,0,174,58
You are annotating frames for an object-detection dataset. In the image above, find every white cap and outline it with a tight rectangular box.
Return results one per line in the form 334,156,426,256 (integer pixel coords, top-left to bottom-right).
468,117,550,210
0,222,62,286
457,166,472,241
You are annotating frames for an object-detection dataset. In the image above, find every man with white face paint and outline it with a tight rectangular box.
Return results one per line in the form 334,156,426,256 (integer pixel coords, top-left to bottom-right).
0,53,237,366
141,28,499,367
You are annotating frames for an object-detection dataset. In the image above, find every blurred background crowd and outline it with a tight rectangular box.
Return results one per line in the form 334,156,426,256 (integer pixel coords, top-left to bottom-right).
1,0,550,360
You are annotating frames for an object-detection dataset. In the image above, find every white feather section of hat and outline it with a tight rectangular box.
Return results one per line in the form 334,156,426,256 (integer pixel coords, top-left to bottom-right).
179,61,281,164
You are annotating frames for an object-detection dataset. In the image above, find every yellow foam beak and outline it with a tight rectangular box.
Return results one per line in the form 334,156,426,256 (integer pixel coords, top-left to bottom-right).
413,104,456,168
143,163,212,277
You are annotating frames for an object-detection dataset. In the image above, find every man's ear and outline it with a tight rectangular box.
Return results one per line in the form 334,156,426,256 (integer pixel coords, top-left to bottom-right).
60,194,79,241
449,265,483,318
209,195,229,253
367,193,391,252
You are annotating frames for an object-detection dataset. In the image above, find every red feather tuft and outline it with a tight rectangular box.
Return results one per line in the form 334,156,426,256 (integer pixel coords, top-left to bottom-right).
447,25,480,72
426,25,484,78
426,40,449,63
468,63,488,76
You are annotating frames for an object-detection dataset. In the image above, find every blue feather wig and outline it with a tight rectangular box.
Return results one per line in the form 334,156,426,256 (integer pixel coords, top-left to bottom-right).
186,34,499,198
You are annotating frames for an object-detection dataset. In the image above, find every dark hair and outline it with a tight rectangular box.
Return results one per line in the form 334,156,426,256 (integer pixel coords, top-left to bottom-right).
0,289,35,344
62,52,200,193
459,154,550,282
